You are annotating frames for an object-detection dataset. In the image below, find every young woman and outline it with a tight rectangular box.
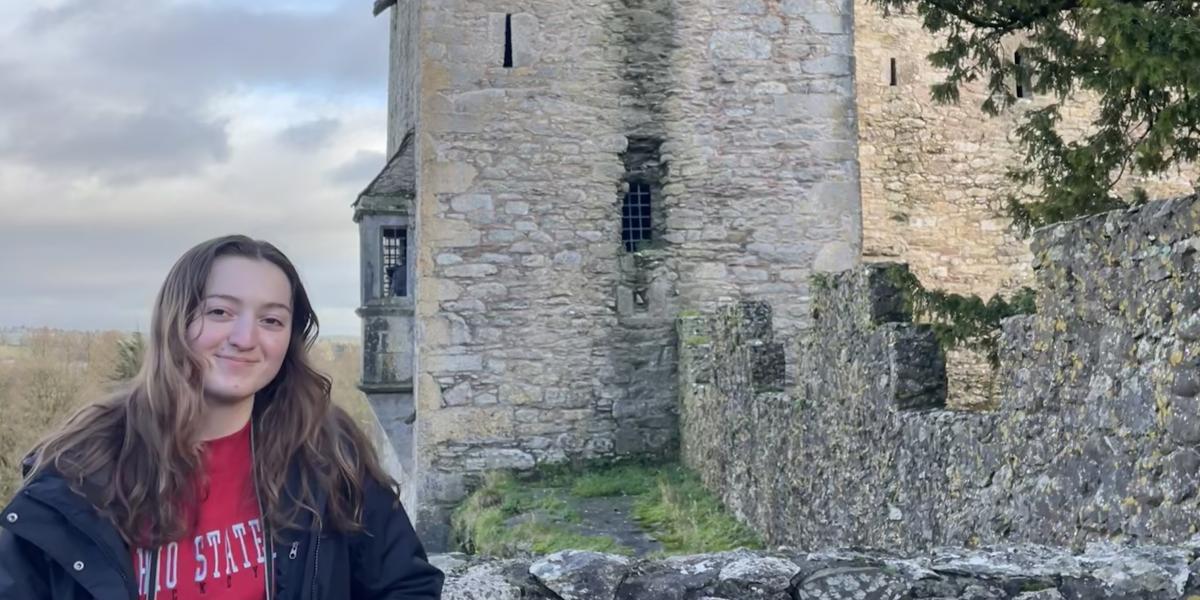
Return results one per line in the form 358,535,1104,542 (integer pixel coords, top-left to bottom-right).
0,235,443,599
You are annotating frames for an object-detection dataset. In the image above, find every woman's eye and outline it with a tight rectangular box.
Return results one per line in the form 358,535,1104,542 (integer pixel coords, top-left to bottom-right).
207,308,230,317
263,317,285,327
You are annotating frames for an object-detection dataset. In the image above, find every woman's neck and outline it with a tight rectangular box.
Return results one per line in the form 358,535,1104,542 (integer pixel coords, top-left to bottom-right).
197,397,254,441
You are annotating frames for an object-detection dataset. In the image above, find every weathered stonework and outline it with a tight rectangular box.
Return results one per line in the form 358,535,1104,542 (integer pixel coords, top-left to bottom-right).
363,0,862,549
361,0,1198,551
438,543,1200,599
852,3,1196,408
853,1,1195,299
680,196,1200,551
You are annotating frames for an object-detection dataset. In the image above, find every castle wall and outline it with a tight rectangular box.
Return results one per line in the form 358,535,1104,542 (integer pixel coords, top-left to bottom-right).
410,0,630,547
852,2,1196,409
680,196,1200,550
386,0,419,154
664,0,862,338
402,0,864,547
854,0,1037,299
606,0,866,454
853,1,1196,301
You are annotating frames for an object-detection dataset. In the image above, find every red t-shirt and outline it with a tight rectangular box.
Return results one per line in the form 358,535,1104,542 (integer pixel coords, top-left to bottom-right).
131,422,267,600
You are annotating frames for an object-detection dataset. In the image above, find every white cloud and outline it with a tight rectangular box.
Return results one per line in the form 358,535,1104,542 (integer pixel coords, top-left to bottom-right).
0,0,390,336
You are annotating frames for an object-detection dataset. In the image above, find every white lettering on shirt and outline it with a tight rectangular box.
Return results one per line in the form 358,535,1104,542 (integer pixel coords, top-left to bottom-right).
205,530,222,579
163,542,178,590
248,518,266,564
231,522,252,569
137,548,151,596
223,527,239,575
193,535,207,582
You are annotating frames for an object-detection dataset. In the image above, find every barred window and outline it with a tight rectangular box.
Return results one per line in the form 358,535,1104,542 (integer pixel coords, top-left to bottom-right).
622,182,652,252
382,226,408,297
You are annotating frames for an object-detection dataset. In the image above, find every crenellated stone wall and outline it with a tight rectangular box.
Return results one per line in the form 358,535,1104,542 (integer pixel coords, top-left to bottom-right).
439,543,1200,600
680,195,1200,551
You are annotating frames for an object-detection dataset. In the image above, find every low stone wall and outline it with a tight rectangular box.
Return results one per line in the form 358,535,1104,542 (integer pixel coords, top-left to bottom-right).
438,542,1200,599
679,196,1200,551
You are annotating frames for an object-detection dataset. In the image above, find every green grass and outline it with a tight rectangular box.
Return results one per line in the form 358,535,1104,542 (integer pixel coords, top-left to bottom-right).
450,459,762,558
632,465,763,555
571,463,657,498
451,471,622,556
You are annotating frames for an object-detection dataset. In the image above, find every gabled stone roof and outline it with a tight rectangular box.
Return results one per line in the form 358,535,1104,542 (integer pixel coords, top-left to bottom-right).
354,131,414,214
373,0,397,16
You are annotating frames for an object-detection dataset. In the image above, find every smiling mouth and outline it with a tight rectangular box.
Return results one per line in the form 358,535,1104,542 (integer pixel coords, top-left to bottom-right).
216,355,259,365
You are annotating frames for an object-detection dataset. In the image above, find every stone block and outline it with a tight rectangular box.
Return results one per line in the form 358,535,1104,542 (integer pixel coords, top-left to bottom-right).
425,407,514,446
428,162,478,194
426,353,484,373
709,30,773,61
450,193,494,213
736,0,766,14
531,551,631,600
803,13,852,35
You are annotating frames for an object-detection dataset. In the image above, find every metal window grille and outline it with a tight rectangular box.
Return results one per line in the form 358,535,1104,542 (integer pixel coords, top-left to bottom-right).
382,227,407,297
622,182,652,252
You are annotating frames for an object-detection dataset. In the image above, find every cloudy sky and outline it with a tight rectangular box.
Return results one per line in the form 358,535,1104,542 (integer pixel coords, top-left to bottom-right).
0,0,391,336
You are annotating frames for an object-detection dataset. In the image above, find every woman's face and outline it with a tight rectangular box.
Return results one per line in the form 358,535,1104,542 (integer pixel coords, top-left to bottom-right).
187,256,293,407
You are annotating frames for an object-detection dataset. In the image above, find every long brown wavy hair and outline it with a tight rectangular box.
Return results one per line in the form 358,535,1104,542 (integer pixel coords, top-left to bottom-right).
26,235,394,547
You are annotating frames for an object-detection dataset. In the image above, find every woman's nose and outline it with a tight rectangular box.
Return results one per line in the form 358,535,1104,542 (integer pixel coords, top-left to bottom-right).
227,315,257,349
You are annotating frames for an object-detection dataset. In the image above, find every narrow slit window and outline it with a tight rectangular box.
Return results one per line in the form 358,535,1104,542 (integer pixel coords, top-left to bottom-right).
622,182,652,252
1014,50,1026,98
889,58,897,86
503,14,514,68
382,226,408,297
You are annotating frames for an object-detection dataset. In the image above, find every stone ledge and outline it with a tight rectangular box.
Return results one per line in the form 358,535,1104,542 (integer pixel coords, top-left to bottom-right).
438,542,1200,599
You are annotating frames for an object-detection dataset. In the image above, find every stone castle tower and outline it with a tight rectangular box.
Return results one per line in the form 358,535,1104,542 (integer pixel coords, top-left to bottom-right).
355,0,1191,548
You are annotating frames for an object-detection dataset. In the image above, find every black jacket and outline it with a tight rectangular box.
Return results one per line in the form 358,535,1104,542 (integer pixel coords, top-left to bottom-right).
0,461,444,599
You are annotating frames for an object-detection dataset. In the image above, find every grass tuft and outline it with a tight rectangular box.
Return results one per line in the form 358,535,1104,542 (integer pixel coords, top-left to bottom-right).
633,466,762,555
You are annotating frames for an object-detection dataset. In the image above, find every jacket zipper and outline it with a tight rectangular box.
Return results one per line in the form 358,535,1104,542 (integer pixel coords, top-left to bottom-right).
311,526,321,600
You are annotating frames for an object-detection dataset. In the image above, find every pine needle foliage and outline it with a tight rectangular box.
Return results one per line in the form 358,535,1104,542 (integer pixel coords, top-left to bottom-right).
110,332,145,382
883,266,1036,364
870,0,1200,233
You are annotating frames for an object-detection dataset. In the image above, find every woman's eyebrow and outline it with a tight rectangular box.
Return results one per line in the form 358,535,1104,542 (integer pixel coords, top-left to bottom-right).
204,294,293,314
